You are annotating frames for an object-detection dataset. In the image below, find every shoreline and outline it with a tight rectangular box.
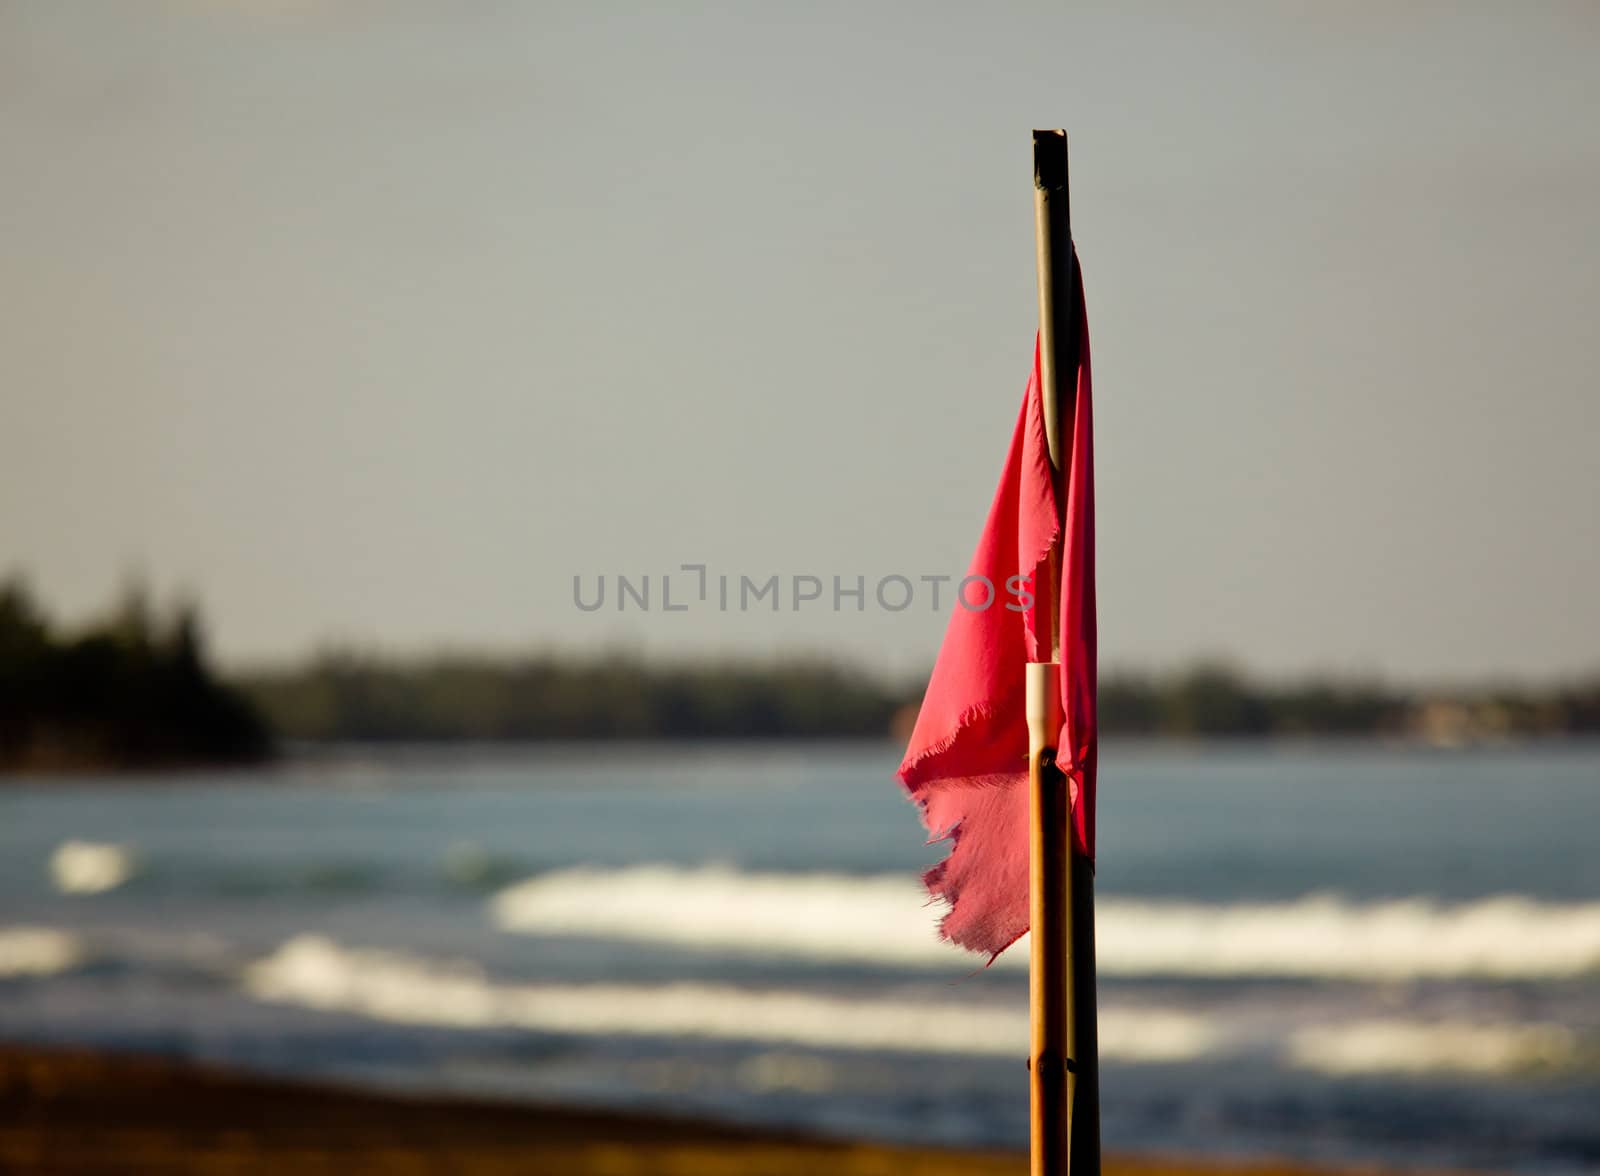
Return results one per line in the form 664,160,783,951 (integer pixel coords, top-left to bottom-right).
0,1042,1409,1176
6,731,1598,783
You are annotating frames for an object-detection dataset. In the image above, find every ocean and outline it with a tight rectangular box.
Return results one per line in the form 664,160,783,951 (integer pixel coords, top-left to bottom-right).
1,740,1597,1172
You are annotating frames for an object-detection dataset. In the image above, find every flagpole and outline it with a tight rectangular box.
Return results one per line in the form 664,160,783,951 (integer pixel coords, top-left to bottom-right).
1028,128,1100,1176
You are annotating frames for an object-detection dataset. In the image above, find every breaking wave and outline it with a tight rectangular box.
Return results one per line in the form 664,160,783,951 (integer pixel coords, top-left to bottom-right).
50,840,137,895
242,934,1215,1062
1287,1018,1581,1076
490,865,1600,980
0,926,86,977
241,936,1595,1077
36,841,535,899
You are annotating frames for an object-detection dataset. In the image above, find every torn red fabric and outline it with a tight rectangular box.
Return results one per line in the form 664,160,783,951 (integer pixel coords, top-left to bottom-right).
897,257,1095,959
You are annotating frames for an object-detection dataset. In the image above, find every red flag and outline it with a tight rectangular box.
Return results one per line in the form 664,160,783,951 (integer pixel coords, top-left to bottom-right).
898,258,1095,959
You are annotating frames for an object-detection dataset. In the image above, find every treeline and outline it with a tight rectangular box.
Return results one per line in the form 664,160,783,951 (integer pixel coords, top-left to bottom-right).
6,575,1598,770
240,652,910,742
1100,664,1401,736
1098,662,1600,740
241,651,1600,745
0,578,270,772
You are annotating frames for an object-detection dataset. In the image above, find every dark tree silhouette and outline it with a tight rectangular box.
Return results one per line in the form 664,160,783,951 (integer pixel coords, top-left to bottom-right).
0,576,271,772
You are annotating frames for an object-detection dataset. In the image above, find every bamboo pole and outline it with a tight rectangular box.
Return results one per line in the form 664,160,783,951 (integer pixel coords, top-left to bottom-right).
1028,128,1100,1176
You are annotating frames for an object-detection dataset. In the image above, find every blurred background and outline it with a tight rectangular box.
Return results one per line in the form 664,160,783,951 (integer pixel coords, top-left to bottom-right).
2,2,1597,1173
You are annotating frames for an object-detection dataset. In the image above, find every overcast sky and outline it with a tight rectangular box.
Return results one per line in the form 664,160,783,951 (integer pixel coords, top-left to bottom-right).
2,1,1596,681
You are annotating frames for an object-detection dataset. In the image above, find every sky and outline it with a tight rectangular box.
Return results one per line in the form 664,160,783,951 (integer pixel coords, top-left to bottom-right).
2,0,1596,681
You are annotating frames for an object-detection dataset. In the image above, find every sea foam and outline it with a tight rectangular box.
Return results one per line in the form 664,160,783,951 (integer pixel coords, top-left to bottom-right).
0,926,86,977
49,840,137,895
491,864,1600,980
1288,1018,1579,1076
243,934,1217,1062
242,934,1592,1076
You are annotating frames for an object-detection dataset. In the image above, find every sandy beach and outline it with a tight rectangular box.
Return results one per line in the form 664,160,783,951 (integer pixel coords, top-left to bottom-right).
0,1043,1390,1176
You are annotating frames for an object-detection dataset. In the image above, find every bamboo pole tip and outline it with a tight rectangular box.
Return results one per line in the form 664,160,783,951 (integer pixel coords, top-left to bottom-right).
1033,130,1069,190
